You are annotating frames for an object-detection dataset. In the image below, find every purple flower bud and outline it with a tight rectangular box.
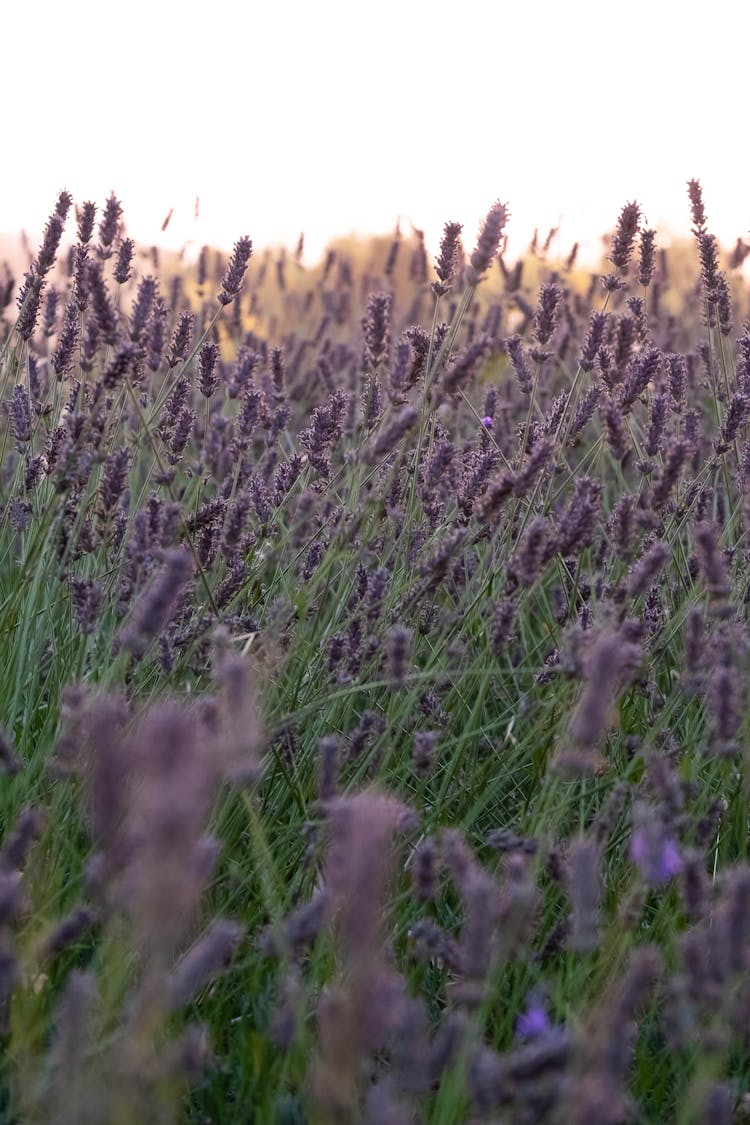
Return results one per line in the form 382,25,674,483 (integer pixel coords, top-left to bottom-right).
534,281,561,346
97,192,122,257
440,337,491,397
516,995,552,1039
630,802,682,886
218,236,252,305
120,548,194,656
88,259,117,343
687,178,707,232
77,201,97,244
368,404,418,462
129,275,157,342
626,539,670,598
716,392,749,455
145,298,168,372
16,270,43,341
99,447,129,516
609,200,641,272
467,201,509,285
165,313,192,371
362,291,392,372
70,577,103,635
113,237,135,284
41,285,59,338
36,212,65,279
71,244,90,311
167,918,243,1011
411,836,439,902
692,521,730,602
101,340,139,390
637,228,657,287
505,334,532,393
8,385,31,446
168,407,195,465
386,625,413,686
565,835,602,952
198,340,220,398
432,220,463,296
413,731,440,777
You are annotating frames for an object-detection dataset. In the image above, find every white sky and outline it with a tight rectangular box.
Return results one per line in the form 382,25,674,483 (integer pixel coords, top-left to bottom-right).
3,0,749,266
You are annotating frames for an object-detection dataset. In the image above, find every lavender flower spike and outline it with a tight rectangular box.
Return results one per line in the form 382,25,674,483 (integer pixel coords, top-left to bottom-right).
630,801,683,886
609,201,641,271
121,548,194,656
98,192,123,257
432,220,463,296
467,201,509,284
516,993,552,1039
218,236,253,305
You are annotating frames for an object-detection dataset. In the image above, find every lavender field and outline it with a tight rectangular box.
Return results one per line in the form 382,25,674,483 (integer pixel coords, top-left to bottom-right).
1,184,750,1123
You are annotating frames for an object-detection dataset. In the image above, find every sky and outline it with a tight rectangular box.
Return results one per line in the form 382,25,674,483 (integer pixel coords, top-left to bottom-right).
4,0,750,267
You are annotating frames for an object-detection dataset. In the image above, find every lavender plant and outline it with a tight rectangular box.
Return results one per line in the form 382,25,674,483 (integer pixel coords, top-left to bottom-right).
1,181,750,1122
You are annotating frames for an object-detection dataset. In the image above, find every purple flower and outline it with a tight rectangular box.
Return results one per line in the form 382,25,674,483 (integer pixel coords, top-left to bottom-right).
77,201,97,244
467,200,509,284
8,385,31,446
609,200,641,272
16,270,43,341
198,340,220,398
687,178,707,232
114,238,135,284
218,236,252,305
98,192,123,257
432,220,463,296
630,802,683,885
482,415,492,426
534,281,562,346
167,311,194,368
638,228,657,287
516,995,552,1039
362,291,392,371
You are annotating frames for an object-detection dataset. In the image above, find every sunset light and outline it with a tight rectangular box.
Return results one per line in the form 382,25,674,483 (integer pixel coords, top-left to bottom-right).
5,0,750,261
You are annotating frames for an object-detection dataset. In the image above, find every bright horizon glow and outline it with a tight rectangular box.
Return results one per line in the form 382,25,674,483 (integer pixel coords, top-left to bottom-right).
4,0,750,268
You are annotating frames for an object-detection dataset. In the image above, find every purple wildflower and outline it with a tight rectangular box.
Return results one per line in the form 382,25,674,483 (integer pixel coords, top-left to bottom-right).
362,291,392,371
113,237,135,284
16,270,43,341
77,201,97,244
637,228,657,287
218,236,253,305
432,220,463,296
386,625,413,685
129,276,157,342
534,281,561,346
609,200,641,272
8,385,31,446
505,334,532,393
687,178,707,232
630,802,683,885
467,200,509,284
166,918,244,1012
516,994,552,1039
198,341,220,398
97,192,122,257
120,548,194,656
36,211,65,278
167,311,194,368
